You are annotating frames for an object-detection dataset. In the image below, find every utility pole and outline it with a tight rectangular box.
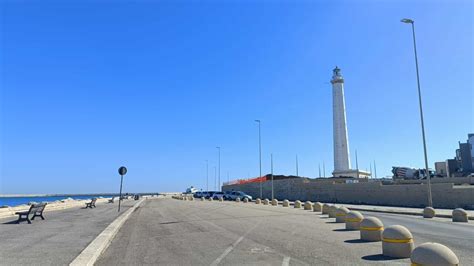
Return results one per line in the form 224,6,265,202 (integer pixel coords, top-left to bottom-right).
206,160,209,191
271,153,274,200
255,120,262,199
323,162,326,178
296,155,299,177
318,164,321,178
355,149,359,179
374,160,377,178
216,146,221,191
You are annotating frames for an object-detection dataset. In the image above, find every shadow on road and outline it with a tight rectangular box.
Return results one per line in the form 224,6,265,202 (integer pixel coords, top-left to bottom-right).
333,228,354,232
362,254,402,261
344,239,367,244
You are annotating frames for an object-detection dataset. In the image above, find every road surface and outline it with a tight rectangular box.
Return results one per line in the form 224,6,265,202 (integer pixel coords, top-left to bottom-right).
97,198,473,265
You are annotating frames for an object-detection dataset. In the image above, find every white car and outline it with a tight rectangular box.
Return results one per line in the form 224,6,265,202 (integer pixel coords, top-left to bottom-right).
229,191,252,201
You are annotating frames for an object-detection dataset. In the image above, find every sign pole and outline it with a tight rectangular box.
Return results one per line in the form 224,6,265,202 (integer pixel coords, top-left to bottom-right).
118,174,123,212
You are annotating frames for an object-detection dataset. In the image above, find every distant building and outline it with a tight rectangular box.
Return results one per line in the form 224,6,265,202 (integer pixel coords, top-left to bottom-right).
458,141,473,174
446,159,460,177
434,162,447,177
469,133,474,168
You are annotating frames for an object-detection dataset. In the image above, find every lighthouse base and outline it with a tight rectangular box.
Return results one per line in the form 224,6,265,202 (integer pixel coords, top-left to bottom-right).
332,169,371,179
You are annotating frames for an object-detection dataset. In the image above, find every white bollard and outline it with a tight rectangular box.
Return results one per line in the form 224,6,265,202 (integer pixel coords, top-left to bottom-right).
271,199,278,206
452,208,468,222
360,217,384,242
335,207,350,223
304,201,313,211
423,207,435,218
313,202,323,212
282,199,290,207
382,225,414,258
294,200,302,208
410,242,459,266
345,211,364,230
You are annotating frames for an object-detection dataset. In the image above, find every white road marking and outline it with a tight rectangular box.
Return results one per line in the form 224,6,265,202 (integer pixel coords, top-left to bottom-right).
210,222,260,266
282,256,290,266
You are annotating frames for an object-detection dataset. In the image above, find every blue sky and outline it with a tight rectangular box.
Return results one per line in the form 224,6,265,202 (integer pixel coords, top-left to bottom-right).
1,0,473,194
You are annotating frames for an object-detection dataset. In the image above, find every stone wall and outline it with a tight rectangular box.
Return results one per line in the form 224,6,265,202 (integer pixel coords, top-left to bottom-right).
222,178,474,209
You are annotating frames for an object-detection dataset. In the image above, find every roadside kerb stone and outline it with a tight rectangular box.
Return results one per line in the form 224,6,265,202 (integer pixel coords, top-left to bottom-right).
282,200,290,207
335,207,350,223
345,211,364,230
423,207,435,218
313,202,323,212
70,199,145,266
410,242,459,266
382,225,414,258
360,217,384,242
304,201,313,211
452,208,468,222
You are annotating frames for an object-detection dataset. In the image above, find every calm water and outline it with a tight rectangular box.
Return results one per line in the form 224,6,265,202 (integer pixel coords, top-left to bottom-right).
0,195,116,207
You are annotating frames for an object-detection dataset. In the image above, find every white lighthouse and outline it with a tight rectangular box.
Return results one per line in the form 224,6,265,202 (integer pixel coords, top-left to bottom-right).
330,66,370,178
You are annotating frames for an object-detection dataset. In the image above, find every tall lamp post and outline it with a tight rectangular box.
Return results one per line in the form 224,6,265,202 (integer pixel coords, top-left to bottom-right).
271,153,274,200
401,18,433,207
206,160,209,191
216,146,221,191
255,120,262,199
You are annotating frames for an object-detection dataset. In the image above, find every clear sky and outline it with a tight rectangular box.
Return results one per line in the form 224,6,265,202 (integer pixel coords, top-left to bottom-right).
1,0,473,194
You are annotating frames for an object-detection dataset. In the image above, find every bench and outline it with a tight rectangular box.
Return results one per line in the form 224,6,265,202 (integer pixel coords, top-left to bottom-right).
15,203,47,224
85,198,97,208
108,197,115,203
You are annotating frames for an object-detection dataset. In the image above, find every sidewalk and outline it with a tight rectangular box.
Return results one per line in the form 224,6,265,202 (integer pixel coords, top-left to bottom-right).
288,201,474,220
0,199,136,265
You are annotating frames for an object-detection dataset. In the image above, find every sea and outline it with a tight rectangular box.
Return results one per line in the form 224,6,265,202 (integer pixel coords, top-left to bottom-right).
0,195,116,207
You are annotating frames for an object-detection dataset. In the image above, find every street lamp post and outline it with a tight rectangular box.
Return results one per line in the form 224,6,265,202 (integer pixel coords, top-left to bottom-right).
255,120,262,199
271,153,274,200
216,146,221,191
401,18,433,207
296,155,299,177
206,160,209,191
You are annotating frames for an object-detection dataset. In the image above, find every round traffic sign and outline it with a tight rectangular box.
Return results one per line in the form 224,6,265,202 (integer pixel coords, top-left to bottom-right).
118,166,127,176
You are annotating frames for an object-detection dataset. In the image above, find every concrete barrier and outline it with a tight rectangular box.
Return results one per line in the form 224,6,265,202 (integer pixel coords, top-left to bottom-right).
283,199,290,207
322,203,331,214
382,225,414,258
328,205,338,218
313,202,323,212
294,200,302,208
423,207,435,218
452,208,468,222
335,207,350,223
410,242,459,266
263,199,269,205
235,197,241,202
304,201,313,210
360,217,383,242
271,199,278,206
345,211,364,230
243,197,249,203
255,198,261,204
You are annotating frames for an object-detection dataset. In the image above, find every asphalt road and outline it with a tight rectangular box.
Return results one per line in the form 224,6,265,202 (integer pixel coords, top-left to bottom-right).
0,200,135,265
96,199,474,265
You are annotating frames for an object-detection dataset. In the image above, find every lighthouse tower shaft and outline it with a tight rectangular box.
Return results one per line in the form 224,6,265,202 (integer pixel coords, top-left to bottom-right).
331,67,351,172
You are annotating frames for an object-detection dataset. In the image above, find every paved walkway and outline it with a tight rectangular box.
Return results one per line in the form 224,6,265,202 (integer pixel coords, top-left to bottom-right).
96,198,474,265
0,199,136,265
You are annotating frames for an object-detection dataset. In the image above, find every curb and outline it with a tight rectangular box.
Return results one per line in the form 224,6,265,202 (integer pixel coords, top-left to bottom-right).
69,198,145,266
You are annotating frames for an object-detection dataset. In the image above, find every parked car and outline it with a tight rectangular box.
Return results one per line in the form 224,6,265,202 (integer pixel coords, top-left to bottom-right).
223,191,233,200
229,191,252,201
194,191,203,198
212,192,225,200
206,191,218,199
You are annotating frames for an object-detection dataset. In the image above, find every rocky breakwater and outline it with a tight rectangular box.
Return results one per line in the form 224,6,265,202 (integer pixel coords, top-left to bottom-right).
0,197,111,219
